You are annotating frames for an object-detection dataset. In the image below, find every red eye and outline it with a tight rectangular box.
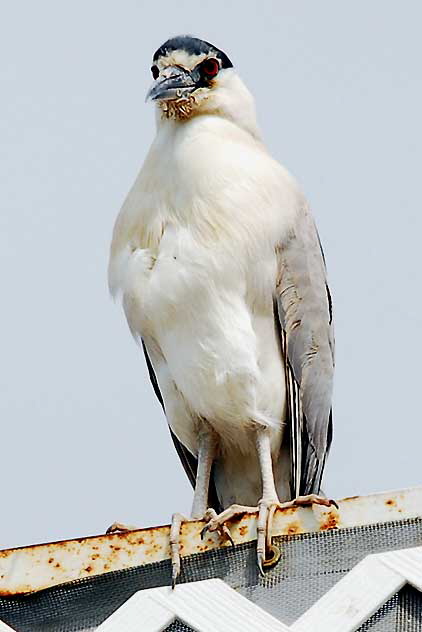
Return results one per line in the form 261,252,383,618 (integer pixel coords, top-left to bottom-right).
201,57,219,78
151,65,159,80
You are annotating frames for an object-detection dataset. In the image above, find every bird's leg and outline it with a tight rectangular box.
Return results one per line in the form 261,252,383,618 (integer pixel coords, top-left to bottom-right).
200,429,281,573
170,425,232,588
202,429,337,575
254,429,284,574
255,430,338,571
190,426,217,520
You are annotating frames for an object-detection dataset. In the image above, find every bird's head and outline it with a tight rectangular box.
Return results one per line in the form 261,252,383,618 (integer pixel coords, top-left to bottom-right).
146,35,257,134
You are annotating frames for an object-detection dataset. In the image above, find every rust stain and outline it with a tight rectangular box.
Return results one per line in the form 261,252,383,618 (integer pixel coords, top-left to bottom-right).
84,566,92,573
277,506,297,516
0,589,30,597
238,525,248,536
385,499,396,507
319,511,339,531
284,522,301,535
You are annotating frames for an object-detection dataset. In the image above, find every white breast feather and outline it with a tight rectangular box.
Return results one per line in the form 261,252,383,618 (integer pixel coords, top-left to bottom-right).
109,110,302,457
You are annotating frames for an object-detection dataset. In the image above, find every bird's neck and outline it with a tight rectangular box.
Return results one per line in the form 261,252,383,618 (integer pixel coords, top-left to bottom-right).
154,74,262,142
153,107,264,162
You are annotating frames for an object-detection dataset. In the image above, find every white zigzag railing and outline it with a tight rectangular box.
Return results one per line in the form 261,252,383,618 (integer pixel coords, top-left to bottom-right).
95,545,422,632
1,545,421,631
292,545,422,631
96,578,290,632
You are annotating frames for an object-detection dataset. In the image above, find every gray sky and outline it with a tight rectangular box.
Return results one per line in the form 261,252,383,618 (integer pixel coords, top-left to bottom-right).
1,0,422,550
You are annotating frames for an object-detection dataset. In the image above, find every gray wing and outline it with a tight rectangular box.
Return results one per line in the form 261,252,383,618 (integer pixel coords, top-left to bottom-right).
275,204,334,497
141,341,222,512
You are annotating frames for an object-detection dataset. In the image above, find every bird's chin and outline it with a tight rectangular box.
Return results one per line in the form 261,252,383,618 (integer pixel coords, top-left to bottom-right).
157,94,198,120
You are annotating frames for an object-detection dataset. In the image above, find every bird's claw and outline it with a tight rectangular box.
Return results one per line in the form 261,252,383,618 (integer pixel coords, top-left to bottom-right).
171,563,179,590
105,521,138,535
257,553,265,577
198,502,280,574
290,494,338,510
256,498,283,574
171,509,234,589
256,494,339,574
200,522,235,547
172,495,338,586
170,513,187,590
201,508,235,546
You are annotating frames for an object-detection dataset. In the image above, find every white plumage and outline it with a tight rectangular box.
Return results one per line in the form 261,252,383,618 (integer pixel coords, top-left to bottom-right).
109,36,334,582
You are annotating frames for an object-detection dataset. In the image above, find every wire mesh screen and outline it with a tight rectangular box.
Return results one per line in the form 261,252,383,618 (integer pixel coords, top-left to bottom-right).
357,585,422,632
0,517,421,631
358,591,399,631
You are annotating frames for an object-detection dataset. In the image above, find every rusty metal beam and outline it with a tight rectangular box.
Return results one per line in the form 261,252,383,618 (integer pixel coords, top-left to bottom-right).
0,486,421,596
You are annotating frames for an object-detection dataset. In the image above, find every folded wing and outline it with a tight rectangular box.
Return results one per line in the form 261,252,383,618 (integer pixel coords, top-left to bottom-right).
275,204,334,497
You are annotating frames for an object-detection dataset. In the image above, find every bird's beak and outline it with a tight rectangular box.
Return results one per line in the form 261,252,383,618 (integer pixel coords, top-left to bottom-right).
146,66,197,102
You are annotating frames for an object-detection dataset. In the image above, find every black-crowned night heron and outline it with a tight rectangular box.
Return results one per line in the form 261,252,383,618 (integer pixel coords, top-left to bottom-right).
108,35,335,586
